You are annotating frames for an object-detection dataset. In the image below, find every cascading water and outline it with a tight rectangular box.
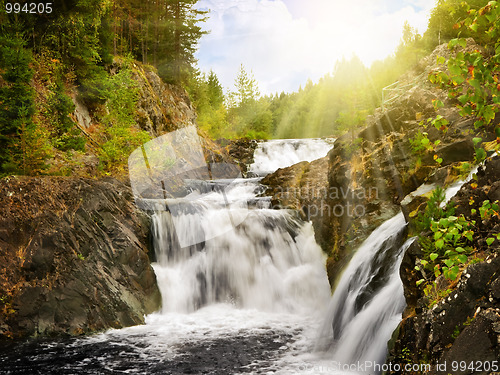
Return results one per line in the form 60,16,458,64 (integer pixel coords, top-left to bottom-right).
150,181,330,315
250,138,335,176
315,213,412,365
0,135,479,375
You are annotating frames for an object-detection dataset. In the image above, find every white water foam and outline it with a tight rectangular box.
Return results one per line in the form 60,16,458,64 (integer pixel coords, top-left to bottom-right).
250,138,335,176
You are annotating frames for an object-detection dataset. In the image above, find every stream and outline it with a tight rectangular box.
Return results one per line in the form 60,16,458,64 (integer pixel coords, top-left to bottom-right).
0,135,462,374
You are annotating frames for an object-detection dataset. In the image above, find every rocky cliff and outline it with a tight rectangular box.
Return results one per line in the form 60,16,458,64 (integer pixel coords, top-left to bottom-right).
388,156,500,374
0,177,161,339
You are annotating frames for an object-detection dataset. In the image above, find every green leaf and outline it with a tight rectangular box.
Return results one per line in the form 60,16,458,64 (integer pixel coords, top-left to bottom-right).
474,120,485,129
473,137,483,146
448,64,463,76
457,254,468,264
439,218,449,227
469,79,481,90
458,94,469,104
416,279,425,286
434,232,443,240
483,105,495,124
421,259,429,267
447,266,460,280
456,247,465,253
437,56,446,64
486,237,495,246
448,38,466,49
433,99,444,109
430,253,439,261
444,259,455,268
435,267,442,277
475,148,487,162
436,239,445,249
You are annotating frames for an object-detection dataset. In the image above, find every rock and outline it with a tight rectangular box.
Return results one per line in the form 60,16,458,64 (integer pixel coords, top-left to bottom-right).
0,176,161,339
130,62,197,136
435,139,475,166
217,138,259,176
388,155,500,373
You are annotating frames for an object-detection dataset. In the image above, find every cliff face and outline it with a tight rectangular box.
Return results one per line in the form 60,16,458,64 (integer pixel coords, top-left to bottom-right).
128,62,197,136
0,177,161,339
387,156,500,373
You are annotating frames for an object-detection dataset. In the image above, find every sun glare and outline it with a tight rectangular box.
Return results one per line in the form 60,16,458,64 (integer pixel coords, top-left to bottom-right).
197,0,434,93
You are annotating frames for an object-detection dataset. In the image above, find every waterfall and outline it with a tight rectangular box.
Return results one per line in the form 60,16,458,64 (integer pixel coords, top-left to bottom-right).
250,138,335,176
151,205,330,314
2,137,484,375
315,213,412,365
150,137,333,315
303,170,479,374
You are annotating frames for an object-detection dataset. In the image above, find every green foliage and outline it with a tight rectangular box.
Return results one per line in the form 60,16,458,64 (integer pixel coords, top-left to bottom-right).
188,69,230,138
0,21,51,175
15,108,53,175
414,187,475,285
410,130,442,154
98,61,150,170
194,64,274,139
421,283,453,307
478,199,499,220
429,1,500,149
47,81,86,152
423,0,489,49
415,187,454,232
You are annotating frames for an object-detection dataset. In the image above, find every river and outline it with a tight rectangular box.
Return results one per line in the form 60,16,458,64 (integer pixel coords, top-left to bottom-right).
0,136,419,374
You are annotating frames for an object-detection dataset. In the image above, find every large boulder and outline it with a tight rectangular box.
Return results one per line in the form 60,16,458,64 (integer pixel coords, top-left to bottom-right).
0,176,161,339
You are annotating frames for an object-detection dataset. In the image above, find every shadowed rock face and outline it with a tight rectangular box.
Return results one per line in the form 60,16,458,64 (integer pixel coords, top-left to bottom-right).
387,156,500,374
0,176,161,339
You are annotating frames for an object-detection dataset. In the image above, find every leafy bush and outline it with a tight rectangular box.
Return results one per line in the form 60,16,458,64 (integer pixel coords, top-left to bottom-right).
428,1,500,155
97,59,150,171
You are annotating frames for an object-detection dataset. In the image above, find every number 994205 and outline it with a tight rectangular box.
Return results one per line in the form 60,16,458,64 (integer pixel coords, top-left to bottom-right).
5,2,53,14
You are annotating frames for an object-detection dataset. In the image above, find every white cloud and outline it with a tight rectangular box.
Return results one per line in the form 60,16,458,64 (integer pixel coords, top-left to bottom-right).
196,0,436,94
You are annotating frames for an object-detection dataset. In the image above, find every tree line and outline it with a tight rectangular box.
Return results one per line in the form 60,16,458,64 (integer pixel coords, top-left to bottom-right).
0,0,207,175
191,0,494,140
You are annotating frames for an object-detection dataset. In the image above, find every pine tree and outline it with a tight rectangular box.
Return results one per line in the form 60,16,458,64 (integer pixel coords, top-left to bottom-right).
207,70,224,107
0,20,36,173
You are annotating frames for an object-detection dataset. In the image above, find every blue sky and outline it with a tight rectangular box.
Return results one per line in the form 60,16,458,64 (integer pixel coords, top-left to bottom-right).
195,0,436,95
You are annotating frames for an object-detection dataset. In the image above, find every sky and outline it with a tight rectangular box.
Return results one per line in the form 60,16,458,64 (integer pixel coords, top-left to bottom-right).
195,0,437,95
